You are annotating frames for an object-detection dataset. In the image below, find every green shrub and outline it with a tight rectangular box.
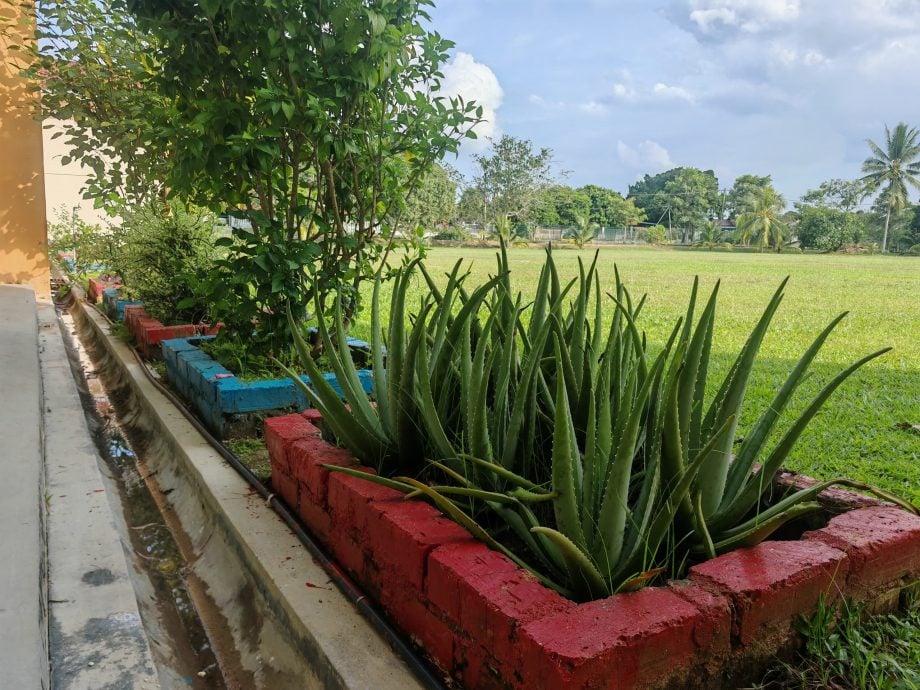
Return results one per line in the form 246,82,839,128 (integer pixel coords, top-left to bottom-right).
908,244,920,256
432,226,471,241
112,201,219,324
639,224,669,245
47,206,115,276
286,246,916,601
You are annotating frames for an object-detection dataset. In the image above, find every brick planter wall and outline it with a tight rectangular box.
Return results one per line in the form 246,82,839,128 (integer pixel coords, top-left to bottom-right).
265,412,920,689
162,337,372,437
86,275,121,303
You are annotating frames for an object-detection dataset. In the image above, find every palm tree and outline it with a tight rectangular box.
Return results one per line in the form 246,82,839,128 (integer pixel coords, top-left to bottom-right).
861,122,920,253
564,213,599,249
737,186,789,252
693,220,730,250
492,214,514,243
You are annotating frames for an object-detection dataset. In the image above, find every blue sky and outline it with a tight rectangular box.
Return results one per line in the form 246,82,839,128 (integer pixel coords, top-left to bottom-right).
427,0,920,203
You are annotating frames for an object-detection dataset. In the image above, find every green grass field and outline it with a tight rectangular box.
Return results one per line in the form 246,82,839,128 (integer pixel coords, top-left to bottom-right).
352,245,920,504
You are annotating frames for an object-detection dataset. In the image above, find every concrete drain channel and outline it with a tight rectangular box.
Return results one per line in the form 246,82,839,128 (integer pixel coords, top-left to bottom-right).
60,302,229,687
60,289,427,690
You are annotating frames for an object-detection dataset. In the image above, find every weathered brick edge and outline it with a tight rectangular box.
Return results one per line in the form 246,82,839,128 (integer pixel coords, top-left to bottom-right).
265,412,920,689
101,287,142,322
121,304,221,358
87,275,121,304
163,337,373,437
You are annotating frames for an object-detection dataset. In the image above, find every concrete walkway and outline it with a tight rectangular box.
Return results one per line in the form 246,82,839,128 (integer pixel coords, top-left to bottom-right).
0,285,156,689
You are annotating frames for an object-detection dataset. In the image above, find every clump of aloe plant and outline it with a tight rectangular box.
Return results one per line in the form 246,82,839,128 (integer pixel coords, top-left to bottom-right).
283,245,917,601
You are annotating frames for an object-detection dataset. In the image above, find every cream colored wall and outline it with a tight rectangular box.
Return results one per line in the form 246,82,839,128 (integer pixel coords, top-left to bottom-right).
42,119,112,230
0,4,50,298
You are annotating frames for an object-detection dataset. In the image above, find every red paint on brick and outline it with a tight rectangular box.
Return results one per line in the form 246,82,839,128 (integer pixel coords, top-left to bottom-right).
689,540,848,645
288,436,356,506
427,541,520,622
328,528,368,581
263,414,322,477
364,500,472,590
297,495,333,545
271,471,298,513
301,408,324,424
805,506,920,593
379,590,456,676
667,580,732,654
517,588,703,690
327,468,404,538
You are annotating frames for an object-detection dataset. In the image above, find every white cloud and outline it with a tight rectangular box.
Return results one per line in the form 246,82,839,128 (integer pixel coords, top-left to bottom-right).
612,82,637,101
652,83,695,102
686,0,801,34
617,140,675,173
578,101,608,115
440,52,504,145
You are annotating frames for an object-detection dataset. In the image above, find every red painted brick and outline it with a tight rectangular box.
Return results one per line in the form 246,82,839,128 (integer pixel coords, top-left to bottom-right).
263,414,322,476
689,540,848,646
454,637,506,690
327,468,404,538
123,304,147,330
271,471,298,513
805,506,920,594
301,408,324,424
195,322,223,336
379,590,455,675
427,541,520,622
667,579,733,655
364,500,472,590
289,436,356,506
517,588,704,690
328,528,368,581
298,494,333,545
776,471,884,511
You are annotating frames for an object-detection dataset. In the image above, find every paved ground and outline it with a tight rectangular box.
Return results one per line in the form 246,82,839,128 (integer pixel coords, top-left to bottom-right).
0,285,156,689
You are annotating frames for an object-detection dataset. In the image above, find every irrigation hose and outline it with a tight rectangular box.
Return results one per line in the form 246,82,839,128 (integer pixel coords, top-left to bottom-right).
84,298,447,690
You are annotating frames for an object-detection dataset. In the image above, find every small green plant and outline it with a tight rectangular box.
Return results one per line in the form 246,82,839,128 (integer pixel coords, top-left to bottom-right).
284,245,917,601
756,594,920,689
563,212,599,249
640,224,669,245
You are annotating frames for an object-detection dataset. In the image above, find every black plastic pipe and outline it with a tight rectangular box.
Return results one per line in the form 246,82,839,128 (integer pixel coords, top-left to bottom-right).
88,300,446,690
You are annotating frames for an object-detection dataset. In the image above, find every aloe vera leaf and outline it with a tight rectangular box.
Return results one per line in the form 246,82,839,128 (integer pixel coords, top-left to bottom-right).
594,348,668,567
697,278,788,515
398,478,572,596
679,280,719,460
707,502,822,554
551,345,589,551
458,454,547,491
531,527,609,600
370,272,390,433
326,465,413,493
720,312,848,511
581,384,599,539
710,347,892,532
414,336,458,462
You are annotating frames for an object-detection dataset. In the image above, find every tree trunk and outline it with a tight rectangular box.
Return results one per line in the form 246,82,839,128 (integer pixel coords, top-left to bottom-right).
882,205,891,253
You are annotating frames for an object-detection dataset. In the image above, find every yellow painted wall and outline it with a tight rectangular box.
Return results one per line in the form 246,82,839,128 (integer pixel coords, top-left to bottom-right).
0,3,50,298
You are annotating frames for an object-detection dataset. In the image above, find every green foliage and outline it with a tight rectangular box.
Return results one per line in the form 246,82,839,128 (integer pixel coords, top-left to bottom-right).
563,213,599,249
47,206,115,275
693,220,730,250
800,178,866,212
112,202,219,324
75,0,482,351
639,224,669,245
861,123,920,252
628,167,720,239
4,0,171,213
471,135,555,222
580,185,647,228
797,207,865,251
737,186,790,252
402,164,458,236
757,596,920,689
286,246,913,601
909,244,920,256
431,226,472,242
725,174,771,220
531,185,591,227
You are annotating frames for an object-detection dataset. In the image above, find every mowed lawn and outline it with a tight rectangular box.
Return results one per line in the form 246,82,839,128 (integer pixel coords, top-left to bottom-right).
351,245,920,503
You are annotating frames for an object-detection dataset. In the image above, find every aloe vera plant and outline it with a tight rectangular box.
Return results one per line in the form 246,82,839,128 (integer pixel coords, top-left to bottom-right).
283,244,917,601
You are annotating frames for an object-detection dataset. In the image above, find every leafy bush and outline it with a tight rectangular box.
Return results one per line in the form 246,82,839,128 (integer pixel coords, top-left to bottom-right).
639,224,669,245
47,206,115,275
112,202,219,324
286,246,915,601
908,244,920,256
797,207,864,251
432,226,472,241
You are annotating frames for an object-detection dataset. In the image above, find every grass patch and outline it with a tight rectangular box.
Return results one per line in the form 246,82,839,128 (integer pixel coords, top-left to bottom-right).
753,594,920,688
348,246,919,504
226,437,272,483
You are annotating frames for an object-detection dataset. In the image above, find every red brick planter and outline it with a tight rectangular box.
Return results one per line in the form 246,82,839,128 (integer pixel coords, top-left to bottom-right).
87,275,122,303
122,304,221,357
265,413,920,689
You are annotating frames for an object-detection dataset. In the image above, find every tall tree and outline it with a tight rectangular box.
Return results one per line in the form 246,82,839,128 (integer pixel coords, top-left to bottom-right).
472,135,554,222
530,185,590,227
629,167,719,239
402,164,458,234
737,186,789,252
121,0,480,350
726,174,771,220
799,178,865,212
579,185,646,228
861,122,920,253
